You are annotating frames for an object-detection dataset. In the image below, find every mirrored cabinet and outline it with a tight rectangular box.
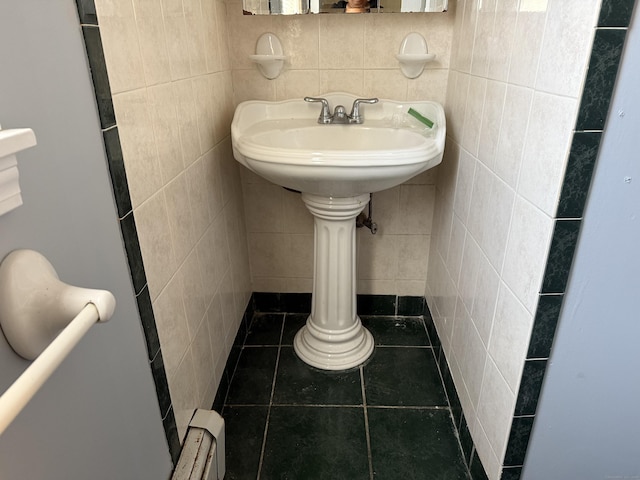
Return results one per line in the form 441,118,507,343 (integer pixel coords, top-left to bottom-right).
243,0,447,15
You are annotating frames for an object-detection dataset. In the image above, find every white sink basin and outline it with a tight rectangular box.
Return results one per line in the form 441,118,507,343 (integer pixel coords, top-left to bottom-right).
231,93,446,371
231,92,445,197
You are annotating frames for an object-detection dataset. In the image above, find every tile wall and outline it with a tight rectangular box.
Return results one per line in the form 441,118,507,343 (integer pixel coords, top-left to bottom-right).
426,1,602,478
226,4,456,296
90,0,252,445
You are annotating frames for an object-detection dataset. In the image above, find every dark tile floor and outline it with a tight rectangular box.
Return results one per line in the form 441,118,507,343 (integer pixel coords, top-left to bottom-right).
222,312,470,480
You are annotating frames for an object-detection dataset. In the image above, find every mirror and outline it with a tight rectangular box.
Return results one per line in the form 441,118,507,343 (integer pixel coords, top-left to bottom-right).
243,0,447,15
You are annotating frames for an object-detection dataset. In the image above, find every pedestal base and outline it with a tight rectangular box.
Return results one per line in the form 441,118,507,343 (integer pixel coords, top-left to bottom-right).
294,316,374,371
293,193,374,370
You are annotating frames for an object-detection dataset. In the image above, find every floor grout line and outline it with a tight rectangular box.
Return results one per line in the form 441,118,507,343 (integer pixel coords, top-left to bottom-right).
254,314,286,480
360,365,375,480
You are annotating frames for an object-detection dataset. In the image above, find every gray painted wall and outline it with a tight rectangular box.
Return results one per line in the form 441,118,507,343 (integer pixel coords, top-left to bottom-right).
0,2,172,478
522,6,640,480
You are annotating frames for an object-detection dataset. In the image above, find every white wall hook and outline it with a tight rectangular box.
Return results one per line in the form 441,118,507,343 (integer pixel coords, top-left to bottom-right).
249,33,286,79
0,249,116,360
396,33,436,79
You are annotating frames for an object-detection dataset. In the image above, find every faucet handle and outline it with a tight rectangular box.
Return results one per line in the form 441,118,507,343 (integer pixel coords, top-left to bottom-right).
304,97,333,124
349,98,379,124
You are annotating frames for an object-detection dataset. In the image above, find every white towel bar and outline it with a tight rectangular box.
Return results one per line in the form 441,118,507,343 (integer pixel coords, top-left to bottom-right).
0,250,116,436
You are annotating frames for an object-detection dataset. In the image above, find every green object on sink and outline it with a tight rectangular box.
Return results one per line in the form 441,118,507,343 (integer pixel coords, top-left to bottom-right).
407,107,434,129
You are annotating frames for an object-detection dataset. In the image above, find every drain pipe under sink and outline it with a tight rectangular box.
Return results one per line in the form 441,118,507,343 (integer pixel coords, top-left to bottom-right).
357,193,378,234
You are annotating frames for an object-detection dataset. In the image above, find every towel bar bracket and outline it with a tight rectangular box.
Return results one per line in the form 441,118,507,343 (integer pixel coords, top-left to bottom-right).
0,249,116,360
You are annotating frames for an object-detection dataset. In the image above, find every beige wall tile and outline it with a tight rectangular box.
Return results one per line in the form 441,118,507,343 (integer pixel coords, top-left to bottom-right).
285,277,314,293
203,149,224,221
397,234,431,280
461,75,486,157
319,15,365,69
282,190,314,234
407,69,450,105
219,268,237,340
319,69,365,95
357,279,397,295
95,5,146,93
477,79,506,169
252,277,290,292
486,0,517,82
476,357,517,461
535,0,599,97
232,69,277,105
192,75,216,154
502,196,553,313
244,183,285,232
173,79,202,166
183,0,208,76
494,85,533,188
470,0,495,77
191,316,216,406
226,10,273,70
178,248,208,338
153,272,190,377
276,70,322,101
135,16,172,86
215,72,236,142
507,4,547,88
216,1,232,71
167,350,199,441
471,418,503,480
164,173,197,265
112,90,163,208
207,293,226,357
358,233,399,280
395,280,427,297
185,157,211,239
163,14,192,80
146,83,183,184
273,15,320,69
134,192,177,299
489,283,532,391
363,14,413,69
201,0,222,73
518,92,577,216
363,69,408,100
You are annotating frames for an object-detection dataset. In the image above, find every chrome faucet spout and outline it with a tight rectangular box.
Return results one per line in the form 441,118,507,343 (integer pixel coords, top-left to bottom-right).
332,105,349,124
305,96,379,124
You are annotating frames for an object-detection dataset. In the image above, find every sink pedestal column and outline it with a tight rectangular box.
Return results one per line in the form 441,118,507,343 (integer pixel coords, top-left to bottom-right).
294,193,374,370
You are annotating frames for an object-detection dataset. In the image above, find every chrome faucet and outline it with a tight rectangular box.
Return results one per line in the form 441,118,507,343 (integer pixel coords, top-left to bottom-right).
304,97,379,124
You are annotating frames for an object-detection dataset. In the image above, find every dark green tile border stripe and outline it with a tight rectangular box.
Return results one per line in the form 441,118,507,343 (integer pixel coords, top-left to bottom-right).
556,132,602,219
541,219,582,294
102,127,132,219
73,1,180,464
75,0,98,25
502,3,636,477
575,28,627,130
79,26,115,129
526,294,563,359
598,0,637,27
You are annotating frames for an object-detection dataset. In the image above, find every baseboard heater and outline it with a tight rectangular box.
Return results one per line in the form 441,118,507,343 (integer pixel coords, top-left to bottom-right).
171,409,226,480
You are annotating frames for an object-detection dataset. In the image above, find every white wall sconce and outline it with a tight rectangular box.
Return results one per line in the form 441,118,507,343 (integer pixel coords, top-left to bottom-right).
250,33,286,80
396,32,436,79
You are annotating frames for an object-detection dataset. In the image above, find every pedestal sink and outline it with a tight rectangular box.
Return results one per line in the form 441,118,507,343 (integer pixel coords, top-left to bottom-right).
231,92,445,370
